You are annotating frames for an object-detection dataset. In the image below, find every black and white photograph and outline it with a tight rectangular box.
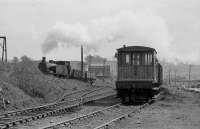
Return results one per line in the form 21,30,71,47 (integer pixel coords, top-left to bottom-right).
0,0,200,129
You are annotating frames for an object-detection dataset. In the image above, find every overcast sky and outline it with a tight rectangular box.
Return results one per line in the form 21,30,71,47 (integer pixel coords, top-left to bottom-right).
0,0,200,63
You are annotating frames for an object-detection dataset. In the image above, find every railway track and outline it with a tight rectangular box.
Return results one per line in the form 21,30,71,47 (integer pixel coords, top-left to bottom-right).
3,86,112,115
42,99,153,129
0,87,115,129
94,101,150,129
41,103,122,129
0,86,110,119
58,86,112,101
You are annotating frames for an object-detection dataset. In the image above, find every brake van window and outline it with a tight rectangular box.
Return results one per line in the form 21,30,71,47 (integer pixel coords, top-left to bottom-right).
132,54,135,64
132,53,140,65
148,53,152,65
144,53,153,65
126,54,130,64
136,54,140,65
144,53,148,65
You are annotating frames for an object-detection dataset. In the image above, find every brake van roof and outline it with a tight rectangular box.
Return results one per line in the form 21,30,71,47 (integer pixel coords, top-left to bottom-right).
117,45,156,53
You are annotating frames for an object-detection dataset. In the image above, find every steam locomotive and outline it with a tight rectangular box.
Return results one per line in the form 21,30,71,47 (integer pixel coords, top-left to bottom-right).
38,57,95,84
115,45,163,103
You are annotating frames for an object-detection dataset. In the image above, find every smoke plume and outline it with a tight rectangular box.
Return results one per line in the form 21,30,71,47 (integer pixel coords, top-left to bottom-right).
85,55,106,64
42,10,172,60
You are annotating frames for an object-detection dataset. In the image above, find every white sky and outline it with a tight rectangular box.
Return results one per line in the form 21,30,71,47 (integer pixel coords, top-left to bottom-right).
0,0,200,63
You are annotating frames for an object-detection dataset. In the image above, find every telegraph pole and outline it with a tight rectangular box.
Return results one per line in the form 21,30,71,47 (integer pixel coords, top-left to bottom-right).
188,64,191,87
103,58,106,82
0,36,7,62
174,69,177,87
168,69,171,86
81,45,83,78
88,55,92,79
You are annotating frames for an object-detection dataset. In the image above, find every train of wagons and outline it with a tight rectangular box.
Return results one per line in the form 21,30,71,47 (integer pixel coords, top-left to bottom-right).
38,45,163,103
38,57,95,84
115,45,163,103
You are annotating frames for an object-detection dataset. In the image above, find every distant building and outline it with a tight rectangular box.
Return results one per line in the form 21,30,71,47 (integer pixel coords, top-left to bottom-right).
106,60,117,77
88,64,110,77
70,61,87,71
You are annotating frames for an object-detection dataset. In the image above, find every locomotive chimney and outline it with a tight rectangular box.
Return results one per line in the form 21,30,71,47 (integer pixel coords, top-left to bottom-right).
81,45,83,78
42,57,46,62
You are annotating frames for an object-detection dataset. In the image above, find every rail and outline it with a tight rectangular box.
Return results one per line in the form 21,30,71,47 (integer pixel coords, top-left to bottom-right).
93,101,150,129
57,86,111,102
0,87,115,129
0,86,111,119
42,99,152,129
42,103,121,129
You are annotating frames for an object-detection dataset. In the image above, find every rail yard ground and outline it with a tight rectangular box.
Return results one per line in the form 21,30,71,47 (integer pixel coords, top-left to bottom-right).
8,84,200,129
110,85,200,129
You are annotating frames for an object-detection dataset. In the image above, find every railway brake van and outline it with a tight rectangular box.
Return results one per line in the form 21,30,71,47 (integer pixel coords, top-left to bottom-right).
115,45,163,103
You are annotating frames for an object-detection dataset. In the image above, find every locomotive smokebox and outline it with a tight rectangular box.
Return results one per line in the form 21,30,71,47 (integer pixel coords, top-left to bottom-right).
42,57,46,62
38,57,48,73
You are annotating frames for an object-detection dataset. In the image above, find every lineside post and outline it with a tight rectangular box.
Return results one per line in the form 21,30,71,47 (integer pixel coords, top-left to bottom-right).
81,45,83,78
174,69,177,87
0,36,7,62
188,64,191,87
168,69,171,86
103,58,106,82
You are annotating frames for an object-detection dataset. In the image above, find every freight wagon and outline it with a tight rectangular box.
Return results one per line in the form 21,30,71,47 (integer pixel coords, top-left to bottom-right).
38,57,95,84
